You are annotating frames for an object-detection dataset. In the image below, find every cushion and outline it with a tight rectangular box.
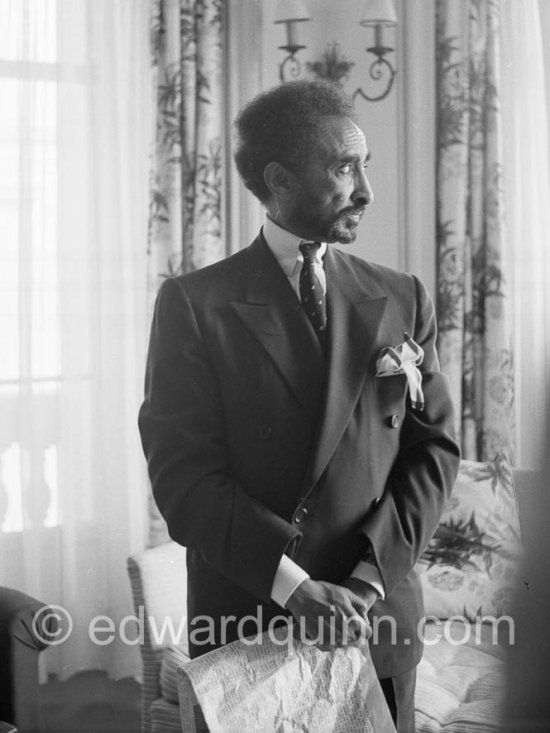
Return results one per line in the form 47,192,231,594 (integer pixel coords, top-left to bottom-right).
415,458,522,620
415,620,506,732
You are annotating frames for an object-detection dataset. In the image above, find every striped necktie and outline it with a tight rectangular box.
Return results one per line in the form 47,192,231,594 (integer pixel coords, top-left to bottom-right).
299,242,327,344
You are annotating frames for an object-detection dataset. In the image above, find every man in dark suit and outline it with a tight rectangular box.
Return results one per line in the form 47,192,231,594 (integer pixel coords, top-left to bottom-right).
139,81,460,732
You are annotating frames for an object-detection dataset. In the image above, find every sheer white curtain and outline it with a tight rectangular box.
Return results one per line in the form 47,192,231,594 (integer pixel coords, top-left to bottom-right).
0,0,151,678
500,0,550,469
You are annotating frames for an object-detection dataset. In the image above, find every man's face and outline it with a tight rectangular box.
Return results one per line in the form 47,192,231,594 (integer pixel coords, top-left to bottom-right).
282,115,373,244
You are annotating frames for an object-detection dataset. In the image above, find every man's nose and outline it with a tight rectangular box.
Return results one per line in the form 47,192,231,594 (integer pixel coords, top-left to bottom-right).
352,169,374,207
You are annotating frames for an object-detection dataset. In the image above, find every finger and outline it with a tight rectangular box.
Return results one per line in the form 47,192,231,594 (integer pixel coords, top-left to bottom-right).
331,594,361,635
349,595,371,623
344,612,372,643
350,600,373,641
324,604,362,647
296,612,341,647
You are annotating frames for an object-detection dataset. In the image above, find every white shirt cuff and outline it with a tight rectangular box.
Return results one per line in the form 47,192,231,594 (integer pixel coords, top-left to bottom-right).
350,561,386,600
271,554,310,608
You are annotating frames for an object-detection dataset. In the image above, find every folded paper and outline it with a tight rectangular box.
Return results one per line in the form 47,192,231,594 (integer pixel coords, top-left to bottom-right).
376,333,425,410
177,627,396,732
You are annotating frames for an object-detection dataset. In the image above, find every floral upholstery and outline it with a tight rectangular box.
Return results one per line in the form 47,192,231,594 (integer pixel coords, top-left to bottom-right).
414,457,523,732
415,457,522,620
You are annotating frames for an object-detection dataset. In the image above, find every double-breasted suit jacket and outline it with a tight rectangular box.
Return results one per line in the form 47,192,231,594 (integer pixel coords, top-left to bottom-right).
139,234,460,678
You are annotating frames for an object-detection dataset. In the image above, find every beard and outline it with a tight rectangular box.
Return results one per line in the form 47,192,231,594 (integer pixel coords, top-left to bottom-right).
325,211,361,244
286,205,363,244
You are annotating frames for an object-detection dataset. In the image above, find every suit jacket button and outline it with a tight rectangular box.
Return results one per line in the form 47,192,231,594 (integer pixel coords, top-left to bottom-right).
259,424,272,440
389,414,400,429
294,508,308,524
372,496,382,509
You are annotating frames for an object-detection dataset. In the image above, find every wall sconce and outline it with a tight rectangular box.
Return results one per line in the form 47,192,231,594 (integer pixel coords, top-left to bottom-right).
354,0,397,102
274,0,311,82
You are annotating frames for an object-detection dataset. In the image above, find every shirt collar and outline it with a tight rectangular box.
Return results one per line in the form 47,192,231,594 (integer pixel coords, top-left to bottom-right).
263,215,327,277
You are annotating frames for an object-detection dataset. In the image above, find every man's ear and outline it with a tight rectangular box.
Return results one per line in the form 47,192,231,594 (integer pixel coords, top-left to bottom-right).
263,162,296,201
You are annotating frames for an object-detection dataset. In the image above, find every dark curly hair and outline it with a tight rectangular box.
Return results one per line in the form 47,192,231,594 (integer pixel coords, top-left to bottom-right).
233,81,355,203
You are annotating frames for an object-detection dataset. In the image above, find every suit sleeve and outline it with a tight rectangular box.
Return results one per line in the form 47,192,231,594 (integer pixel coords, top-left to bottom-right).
138,278,301,602
360,275,460,596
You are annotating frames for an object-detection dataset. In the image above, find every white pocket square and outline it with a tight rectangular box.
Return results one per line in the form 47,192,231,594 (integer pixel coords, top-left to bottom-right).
376,333,425,411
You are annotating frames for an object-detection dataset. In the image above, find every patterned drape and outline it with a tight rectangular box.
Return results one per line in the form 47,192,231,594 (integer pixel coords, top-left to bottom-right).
435,0,515,463
147,0,225,546
148,0,224,282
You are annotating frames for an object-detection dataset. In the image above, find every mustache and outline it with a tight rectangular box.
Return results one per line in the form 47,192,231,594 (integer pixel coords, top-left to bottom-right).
339,206,367,217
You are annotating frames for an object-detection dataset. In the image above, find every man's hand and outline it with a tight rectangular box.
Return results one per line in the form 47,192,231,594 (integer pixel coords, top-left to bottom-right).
285,578,372,647
341,576,379,611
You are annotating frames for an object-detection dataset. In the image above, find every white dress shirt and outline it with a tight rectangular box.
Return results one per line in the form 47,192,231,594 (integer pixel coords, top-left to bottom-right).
263,215,386,607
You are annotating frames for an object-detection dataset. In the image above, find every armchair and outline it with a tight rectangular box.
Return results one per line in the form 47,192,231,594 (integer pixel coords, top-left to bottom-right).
0,587,57,732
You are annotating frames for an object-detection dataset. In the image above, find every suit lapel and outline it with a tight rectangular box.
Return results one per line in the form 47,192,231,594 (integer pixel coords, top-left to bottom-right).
230,236,326,418
303,246,388,492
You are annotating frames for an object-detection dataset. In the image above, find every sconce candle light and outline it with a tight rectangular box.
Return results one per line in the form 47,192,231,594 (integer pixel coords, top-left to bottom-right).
354,0,397,102
275,0,311,82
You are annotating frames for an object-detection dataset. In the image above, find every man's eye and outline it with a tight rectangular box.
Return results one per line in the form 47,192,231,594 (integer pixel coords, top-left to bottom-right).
339,164,353,174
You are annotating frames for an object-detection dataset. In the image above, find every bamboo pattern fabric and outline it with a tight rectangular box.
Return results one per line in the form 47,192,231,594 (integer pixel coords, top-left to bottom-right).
148,0,224,286
435,0,515,463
